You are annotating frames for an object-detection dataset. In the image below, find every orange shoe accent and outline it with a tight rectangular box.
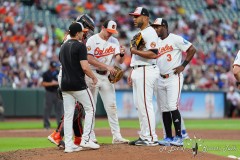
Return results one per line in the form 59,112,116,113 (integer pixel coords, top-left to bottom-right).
74,136,81,146
48,131,62,145
54,131,61,139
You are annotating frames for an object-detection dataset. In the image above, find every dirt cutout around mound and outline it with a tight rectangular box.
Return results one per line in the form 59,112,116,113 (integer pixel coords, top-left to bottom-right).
0,144,230,160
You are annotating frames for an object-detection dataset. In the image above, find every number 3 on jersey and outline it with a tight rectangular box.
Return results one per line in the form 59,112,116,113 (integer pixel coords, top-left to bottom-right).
167,54,172,61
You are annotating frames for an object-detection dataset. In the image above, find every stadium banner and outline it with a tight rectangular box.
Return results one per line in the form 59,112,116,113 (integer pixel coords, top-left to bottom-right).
116,90,225,119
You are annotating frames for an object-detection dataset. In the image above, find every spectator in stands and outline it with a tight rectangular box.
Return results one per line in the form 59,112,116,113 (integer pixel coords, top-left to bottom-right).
0,0,239,91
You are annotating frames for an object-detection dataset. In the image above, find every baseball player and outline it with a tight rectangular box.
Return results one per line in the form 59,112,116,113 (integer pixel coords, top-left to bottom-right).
233,50,240,89
47,14,96,148
151,18,196,146
128,7,160,146
59,22,99,153
85,20,129,144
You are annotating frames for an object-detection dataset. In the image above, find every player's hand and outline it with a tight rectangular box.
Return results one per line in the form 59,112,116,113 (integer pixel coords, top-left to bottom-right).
107,66,117,75
120,45,126,56
127,69,133,86
91,77,98,86
130,47,137,54
173,65,185,75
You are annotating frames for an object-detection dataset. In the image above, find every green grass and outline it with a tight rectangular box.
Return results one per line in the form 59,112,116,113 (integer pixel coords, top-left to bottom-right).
184,119,240,130
0,137,113,152
184,139,240,157
0,119,240,158
0,119,240,130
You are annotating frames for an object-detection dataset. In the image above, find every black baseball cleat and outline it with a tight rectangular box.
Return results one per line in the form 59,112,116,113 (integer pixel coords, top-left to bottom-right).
135,139,159,146
128,138,142,145
58,140,65,149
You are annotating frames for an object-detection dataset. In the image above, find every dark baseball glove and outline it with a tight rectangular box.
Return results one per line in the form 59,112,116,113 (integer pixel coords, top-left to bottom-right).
108,66,123,83
130,32,146,50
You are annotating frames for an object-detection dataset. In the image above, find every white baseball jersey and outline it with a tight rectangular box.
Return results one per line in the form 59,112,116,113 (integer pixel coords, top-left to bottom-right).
156,33,192,74
86,34,120,70
85,33,125,140
233,50,240,66
155,33,191,112
130,26,158,67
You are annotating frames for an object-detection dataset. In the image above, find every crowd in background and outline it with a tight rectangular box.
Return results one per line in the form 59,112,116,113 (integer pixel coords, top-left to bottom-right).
0,0,240,91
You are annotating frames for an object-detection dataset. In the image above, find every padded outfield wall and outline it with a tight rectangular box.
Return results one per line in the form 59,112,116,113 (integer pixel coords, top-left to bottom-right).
0,89,225,118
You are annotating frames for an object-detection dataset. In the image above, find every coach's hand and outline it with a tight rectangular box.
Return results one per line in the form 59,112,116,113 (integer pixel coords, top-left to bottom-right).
173,65,185,75
92,77,98,86
107,66,117,76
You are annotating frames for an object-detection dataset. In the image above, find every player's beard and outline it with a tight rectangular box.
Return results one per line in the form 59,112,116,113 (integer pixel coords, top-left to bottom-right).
137,22,143,28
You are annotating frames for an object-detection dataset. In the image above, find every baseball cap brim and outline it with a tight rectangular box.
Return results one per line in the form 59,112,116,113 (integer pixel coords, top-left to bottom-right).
129,13,141,16
150,23,161,26
106,29,118,34
83,28,89,32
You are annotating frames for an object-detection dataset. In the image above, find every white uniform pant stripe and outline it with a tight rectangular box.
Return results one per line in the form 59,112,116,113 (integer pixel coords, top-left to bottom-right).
143,67,153,141
176,74,181,108
86,88,95,141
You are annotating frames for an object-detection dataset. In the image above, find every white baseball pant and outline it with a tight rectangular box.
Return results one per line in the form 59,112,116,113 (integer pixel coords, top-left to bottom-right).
86,71,122,139
62,88,95,149
131,65,159,142
155,73,185,137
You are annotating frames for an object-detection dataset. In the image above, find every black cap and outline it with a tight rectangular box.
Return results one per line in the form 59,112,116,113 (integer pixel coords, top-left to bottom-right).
151,18,168,28
69,22,84,36
129,7,149,17
50,61,59,68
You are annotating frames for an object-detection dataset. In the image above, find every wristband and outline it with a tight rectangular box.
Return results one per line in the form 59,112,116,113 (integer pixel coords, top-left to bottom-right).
236,82,240,87
181,60,190,67
120,53,124,57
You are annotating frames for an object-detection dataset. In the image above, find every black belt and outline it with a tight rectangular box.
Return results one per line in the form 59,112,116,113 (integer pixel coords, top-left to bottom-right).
96,70,107,75
131,64,155,69
160,74,170,79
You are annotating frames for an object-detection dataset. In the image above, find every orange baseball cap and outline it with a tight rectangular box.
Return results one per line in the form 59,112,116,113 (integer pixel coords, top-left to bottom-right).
103,20,118,34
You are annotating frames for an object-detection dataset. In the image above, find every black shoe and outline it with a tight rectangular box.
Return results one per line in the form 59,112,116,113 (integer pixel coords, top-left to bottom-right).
128,138,142,145
58,140,65,149
135,139,159,146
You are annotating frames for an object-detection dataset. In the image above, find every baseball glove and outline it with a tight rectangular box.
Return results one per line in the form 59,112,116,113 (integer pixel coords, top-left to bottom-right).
108,66,123,83
130,32,145,50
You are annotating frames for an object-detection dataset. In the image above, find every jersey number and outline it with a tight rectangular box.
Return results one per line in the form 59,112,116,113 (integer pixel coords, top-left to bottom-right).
167,54,172,61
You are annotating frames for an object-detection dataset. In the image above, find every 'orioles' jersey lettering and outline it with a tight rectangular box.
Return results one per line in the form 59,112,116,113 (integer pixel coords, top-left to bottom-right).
94,46,116,58
86,34,120,70
156,33,192,75
158,44,173,56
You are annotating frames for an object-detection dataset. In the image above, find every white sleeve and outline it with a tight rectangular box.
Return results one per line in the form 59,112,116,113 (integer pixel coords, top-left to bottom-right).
86,37,95,56
175,35,192,52
141,27,158,50
233,50,240,65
